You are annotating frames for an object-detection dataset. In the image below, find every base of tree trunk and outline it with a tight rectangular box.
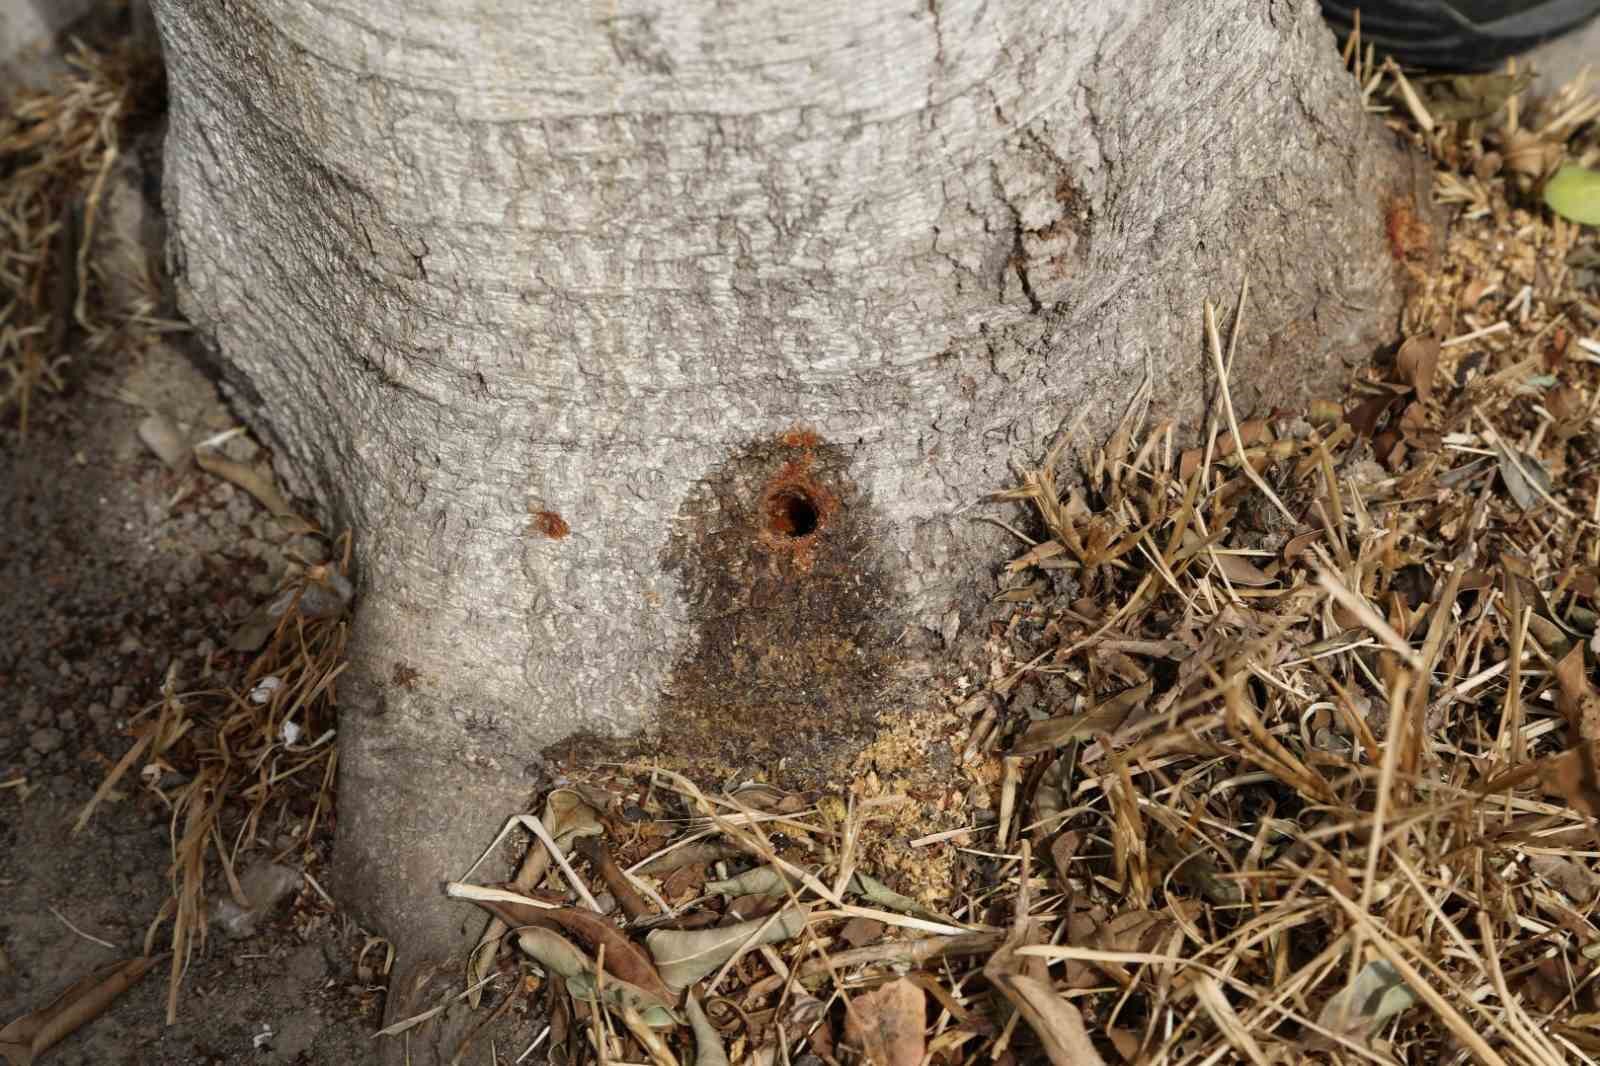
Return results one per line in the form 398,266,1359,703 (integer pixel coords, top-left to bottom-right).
147,4,1437,1058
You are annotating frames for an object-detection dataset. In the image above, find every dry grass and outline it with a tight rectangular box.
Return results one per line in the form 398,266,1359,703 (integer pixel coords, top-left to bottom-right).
0,39,164,436
439,60,1600,1066
72,552,351,1023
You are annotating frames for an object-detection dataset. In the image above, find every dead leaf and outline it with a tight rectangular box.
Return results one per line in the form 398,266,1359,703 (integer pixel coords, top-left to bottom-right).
686,993,729,1066
467,788,603,1006
533,905,676,1007
1495,442,1553,511
1554,644,1600,742
1012,681,1152,756
1394,334,1441,402
1540,745,1600,819
1543,647,1600,819
1282,526,1327,563
514,927,679,1028
705,865,797,899
987,973,1107,1066
193,448,298,518
844,978,926,1066
0,956,160,1066
1346,392,1400,438
840,916,886,947
1316,959,1418,1045
1209,552,1275,588
645,904,807,993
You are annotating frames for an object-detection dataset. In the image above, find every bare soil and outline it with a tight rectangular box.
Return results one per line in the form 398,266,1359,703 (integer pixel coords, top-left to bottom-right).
0,338,383,1062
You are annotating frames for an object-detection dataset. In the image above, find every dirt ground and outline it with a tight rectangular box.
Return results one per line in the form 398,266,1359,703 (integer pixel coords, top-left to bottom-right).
0,332,386,1062
0,11,388,1059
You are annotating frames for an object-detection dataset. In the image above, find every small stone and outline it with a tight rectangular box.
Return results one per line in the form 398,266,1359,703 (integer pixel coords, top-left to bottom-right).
222,435,260,464
118,633,142,655
137,412,189,468
17,703,40,725
110,685,131,712
56,710,76,731
29,727,63,754
87,702,111,726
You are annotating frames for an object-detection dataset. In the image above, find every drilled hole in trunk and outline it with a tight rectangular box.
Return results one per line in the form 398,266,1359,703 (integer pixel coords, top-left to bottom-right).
767,490,819,538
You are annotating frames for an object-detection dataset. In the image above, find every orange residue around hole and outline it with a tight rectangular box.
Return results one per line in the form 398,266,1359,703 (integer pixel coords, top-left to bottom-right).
756,427,837,566
1384,195,1428,263
531,510,569,539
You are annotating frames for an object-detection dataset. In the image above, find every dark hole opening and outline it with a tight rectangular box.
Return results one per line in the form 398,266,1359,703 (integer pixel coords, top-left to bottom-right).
767,490,819,538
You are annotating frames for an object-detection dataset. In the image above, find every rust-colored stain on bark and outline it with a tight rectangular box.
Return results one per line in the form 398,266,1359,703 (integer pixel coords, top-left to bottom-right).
529,510,570,539
1384,195,1430,266
546,425,905,785
778,426,822,449
757,430,839,569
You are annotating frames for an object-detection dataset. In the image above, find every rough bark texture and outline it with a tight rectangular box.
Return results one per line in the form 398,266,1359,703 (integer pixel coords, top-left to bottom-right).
150,0,1421,1018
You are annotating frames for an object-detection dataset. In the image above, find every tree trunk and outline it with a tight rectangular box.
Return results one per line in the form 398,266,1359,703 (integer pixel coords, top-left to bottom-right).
150,0,1420,1035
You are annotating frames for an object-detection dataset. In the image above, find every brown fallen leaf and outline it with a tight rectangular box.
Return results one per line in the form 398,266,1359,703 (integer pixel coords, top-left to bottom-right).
471,896,676,1007
192,448,299,519
839,916,886,947
844,978,926,1066
1546,646,1600,820
1012,681,1152,756
1345,392,1400,438
987,973,1107,1066
1281,526,1327,563
1394,334,1441,402
467,788,603,1006
1543,743,1600,820
1554,644,1600,741
1208,551,1275,588
0,956,160,1066
512,928,678,1029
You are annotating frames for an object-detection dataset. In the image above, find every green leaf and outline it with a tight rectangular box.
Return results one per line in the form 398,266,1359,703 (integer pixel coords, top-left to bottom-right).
1545,165,1600,226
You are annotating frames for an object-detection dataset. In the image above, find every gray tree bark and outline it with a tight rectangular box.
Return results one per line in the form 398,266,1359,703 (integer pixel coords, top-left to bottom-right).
149,0,1420,1047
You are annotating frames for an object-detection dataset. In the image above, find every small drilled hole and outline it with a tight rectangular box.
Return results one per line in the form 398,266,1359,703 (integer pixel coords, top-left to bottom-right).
767,490,819,538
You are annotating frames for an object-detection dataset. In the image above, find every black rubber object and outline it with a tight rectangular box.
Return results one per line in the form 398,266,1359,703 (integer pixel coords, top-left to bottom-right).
1321,0,1600,69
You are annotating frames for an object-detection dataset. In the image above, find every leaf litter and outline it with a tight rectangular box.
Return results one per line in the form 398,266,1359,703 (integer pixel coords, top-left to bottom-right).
412,50,1600,1066
8,24,1600,1066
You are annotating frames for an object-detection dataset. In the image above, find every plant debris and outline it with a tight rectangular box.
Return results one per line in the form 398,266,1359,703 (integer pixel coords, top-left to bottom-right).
0,39,166,437
72,547,352,1024
419,54,1600,1066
